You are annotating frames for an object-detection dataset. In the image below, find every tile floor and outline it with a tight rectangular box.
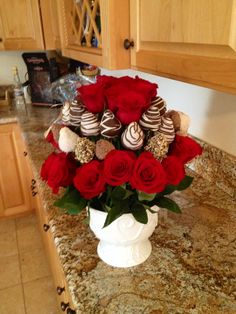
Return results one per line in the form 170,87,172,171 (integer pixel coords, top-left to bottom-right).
0,214,59,314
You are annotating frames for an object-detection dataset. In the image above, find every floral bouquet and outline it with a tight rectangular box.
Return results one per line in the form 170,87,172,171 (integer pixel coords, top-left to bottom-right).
41,76,202,228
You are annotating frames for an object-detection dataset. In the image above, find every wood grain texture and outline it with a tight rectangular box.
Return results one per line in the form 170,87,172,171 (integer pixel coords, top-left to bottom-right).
0,123,32,218
40,0,61,50
34,193,75,310
57,0,130,69
0,14,4,50
130,0,236,94
100,0,130,69
0,0,44,50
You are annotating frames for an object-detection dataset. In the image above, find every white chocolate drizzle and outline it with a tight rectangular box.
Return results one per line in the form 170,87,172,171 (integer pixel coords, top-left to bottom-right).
69,100,86,126
159,116,175,143
151,96,166,116
139,104,161,131
100,110,122,138
62,101,71,124
80,112,100,136
121,122,144,150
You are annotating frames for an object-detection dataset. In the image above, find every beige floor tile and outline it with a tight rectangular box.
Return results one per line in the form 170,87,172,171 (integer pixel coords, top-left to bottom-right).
0,230,18,257
15,214,37,230
0,254,21,289
0,219,16,235
0,284,25,314
20,247,51,283
23,276,59,314
16,217,42,253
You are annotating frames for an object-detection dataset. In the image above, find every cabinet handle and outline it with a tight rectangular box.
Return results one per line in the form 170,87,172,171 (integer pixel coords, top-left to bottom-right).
31,179,37,191
61,302,69,311
123,39,134,49
32,190,37,197
23,151,28,156
43,224,50,232
0,38,3,42
56,286,65,295
67,308,76,314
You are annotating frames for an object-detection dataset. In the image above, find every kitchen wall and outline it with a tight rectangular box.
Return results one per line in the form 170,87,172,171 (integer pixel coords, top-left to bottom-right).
0,52,27,84
101,68,236,157
0,51,235,156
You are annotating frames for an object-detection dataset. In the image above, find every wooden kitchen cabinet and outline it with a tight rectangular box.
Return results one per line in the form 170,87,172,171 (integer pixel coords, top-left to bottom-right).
57,0,130,69
40,0,61,50
57,0,236,94
0,0,60,50
33,192,76,312
130,0,236,94
0,15,4,51
0,123,33,218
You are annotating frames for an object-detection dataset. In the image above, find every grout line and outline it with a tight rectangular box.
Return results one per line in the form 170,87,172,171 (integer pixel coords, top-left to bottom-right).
22,274,52,285
0,220,20,292
15,217,27,314
0,280,22,292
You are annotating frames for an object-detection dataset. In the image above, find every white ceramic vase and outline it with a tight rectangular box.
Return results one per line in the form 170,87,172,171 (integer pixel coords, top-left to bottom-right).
89,207,159,268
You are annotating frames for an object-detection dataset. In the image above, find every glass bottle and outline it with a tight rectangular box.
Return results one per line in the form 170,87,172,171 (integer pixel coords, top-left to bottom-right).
12,66,27,112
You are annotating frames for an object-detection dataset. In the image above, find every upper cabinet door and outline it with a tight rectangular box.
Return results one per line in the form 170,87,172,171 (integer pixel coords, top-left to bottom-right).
57,0,130,69
40,0,61,50
130,0,236,94
58,0,102,66
0,15,4,51
0,0,44,50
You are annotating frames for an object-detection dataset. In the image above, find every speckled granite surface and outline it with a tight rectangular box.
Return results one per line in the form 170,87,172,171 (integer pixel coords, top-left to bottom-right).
1,104,236,314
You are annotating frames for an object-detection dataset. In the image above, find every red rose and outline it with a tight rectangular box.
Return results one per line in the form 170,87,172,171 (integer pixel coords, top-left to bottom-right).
41,152,77,194
103,150,136,186
133,76,157,102
113,91,148,125
78,75,158,123
105,76,158,125
78,82,105,113
96,75,117,87
41,152,55,181
169,135,203,164
73,160,106,199
162,156,185,186
130,152,167,194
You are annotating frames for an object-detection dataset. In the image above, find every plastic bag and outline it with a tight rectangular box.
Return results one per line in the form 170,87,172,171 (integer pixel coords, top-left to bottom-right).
50,66,100,103
50,74,81,103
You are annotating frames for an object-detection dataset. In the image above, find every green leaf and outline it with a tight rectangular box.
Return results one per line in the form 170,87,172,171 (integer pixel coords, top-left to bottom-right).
138,191,156,202
105,185,113,200
177,175,193,191
111,186,126,201
104,204,111,212
103,206,123,228
54,188,87,215
132,203,148,224
112,198,130,213
155,196,181,213
90,198,104,211
110,186,134,203
143,204,151,210
123,189,134,199
160,184,177,195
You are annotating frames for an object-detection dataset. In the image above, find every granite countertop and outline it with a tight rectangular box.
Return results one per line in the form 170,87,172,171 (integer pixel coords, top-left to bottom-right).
1,104,236,314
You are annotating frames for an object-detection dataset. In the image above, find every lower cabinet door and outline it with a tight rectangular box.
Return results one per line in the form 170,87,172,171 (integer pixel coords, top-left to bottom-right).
0,123,32,218
34,193,76,312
